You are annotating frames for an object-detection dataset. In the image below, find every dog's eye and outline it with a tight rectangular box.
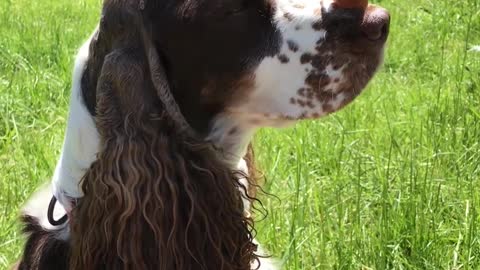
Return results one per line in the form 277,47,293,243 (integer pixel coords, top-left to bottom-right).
223,0,252,16
225,7,248,16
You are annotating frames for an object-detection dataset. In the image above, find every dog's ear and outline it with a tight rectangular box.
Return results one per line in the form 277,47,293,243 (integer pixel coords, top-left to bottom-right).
69,3,258,270
82,1,192,134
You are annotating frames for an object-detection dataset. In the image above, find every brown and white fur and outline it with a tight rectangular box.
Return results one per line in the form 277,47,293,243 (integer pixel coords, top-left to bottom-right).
16,0,389,269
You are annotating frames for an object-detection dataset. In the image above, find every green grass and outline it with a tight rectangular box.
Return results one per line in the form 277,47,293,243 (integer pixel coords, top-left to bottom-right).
0,0,479,269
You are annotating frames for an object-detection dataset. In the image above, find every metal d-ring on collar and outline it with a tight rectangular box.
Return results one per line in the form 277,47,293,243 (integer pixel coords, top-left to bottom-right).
47,196,69,226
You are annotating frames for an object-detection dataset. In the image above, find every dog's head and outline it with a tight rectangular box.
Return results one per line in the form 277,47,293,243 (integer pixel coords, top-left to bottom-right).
83,0,389,134
143,0,389,131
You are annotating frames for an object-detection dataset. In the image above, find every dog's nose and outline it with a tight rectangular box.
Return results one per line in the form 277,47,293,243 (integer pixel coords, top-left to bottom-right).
325,1,390,44
360,6,390,41
332,0,368,9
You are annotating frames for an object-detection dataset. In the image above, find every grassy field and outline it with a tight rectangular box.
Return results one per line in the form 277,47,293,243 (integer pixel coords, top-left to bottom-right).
0,0,479,269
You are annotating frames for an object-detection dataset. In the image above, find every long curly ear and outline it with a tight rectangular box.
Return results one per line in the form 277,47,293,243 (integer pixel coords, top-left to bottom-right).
69,3,258,270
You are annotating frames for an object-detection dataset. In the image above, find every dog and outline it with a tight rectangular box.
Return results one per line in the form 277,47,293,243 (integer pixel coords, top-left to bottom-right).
15,0,389,269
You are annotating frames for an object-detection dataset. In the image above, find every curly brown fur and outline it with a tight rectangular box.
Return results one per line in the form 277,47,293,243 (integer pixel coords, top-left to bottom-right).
69,11,258,269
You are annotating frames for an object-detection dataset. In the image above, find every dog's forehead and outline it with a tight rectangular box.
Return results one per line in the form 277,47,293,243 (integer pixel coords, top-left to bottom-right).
160,0,273,18
152,0,285,69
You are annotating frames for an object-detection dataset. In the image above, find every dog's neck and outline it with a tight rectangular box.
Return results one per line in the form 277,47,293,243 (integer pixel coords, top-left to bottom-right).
206,114,257,167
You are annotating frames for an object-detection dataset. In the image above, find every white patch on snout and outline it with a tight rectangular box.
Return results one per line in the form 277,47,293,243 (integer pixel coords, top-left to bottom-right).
228,0,350,126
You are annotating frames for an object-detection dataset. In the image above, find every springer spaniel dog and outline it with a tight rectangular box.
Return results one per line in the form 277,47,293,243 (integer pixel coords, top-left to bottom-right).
15,0,389,269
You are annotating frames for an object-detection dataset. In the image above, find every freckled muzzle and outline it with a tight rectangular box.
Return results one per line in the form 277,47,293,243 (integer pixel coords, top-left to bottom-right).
232,0,392,122
308,0,391,114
